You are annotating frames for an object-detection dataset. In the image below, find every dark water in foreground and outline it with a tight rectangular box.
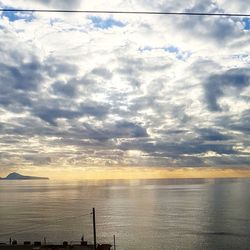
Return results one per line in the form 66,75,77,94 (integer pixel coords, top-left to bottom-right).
0,178,250,250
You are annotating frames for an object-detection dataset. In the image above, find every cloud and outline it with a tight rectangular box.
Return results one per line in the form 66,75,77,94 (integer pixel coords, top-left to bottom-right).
44,56,78,77
118,138,237,157
33,107,81,125
36,0,81,8
91,67,113,79
51,80,77,97
203,68,250,111
197,128,232,141
157,0,247,51
70,121,148,140
0,59,43,91
216,110,250,134
1,0,82,9
217,0,250,13
23,154,51,165
0,0,250,171
32,102,110,126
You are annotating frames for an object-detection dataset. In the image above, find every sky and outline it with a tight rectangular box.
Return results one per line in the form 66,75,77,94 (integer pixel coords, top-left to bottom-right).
0,0,250,179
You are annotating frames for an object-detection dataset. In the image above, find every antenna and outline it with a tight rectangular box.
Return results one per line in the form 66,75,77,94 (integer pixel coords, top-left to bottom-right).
92,208,97,250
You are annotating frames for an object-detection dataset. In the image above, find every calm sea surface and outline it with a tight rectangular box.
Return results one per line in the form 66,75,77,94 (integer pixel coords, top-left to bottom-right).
0,178,250,250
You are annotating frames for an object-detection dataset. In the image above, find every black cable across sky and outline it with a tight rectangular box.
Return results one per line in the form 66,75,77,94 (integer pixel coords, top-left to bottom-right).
0,8,250,17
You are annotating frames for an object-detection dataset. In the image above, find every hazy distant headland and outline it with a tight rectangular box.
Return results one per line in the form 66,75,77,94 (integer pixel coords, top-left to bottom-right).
0,172,49,180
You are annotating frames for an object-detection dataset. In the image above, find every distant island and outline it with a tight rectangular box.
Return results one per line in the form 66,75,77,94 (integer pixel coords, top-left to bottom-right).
0,172,49,180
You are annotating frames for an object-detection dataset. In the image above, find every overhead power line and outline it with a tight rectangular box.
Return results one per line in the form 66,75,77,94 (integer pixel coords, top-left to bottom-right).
0,9,250,17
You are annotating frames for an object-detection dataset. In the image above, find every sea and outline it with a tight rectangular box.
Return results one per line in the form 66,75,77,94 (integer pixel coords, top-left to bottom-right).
0,178,250,250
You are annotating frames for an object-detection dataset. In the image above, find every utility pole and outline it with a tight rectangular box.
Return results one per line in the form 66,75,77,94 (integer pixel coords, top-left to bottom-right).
113,235,116,250
92,208,97,250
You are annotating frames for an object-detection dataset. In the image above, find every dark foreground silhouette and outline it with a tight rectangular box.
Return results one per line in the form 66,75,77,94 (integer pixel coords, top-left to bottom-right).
0,241,111,250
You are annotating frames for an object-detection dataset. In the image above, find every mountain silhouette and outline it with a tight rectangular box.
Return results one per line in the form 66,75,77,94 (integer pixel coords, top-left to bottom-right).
1,172,49,180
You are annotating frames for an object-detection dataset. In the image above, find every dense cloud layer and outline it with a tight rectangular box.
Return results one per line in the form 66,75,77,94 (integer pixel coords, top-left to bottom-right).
0,0,249,171
204,68,250,111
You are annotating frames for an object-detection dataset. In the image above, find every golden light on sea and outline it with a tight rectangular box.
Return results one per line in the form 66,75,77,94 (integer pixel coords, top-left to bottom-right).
15,166,250,180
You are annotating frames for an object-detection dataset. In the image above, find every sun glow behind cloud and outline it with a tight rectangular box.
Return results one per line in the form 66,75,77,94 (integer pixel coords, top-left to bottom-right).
15,167,250,180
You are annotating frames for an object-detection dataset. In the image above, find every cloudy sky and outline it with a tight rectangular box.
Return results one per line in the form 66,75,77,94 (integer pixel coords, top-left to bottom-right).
0,0,250,178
